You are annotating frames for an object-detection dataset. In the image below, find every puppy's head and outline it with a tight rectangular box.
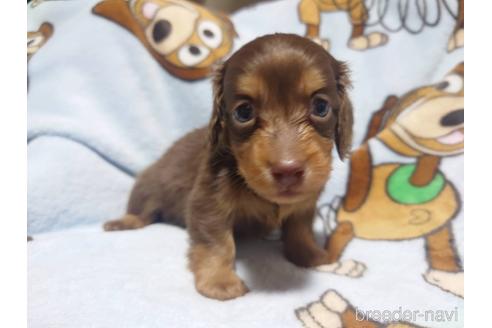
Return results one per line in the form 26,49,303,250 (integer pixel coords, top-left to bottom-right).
210,34,353,204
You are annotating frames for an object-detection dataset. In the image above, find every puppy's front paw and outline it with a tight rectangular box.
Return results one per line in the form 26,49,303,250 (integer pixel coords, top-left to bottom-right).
103,215,146,231
196,273,249,301
104,220,127,231
423,270,464,298
315,259,366,278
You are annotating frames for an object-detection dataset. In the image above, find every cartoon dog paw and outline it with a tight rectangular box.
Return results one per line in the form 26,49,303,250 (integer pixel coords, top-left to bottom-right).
447,28,464,52
308,37,331,51
296,292,346,328
296,290,348,328
318,196,342,235
423,270,464,298
348,32,388,51
315,259,366,278
30,0,44,8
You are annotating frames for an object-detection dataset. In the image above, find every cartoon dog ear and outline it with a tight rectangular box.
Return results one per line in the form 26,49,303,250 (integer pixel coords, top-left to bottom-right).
215,11,239,39
209,62,227,149
334,61,354,160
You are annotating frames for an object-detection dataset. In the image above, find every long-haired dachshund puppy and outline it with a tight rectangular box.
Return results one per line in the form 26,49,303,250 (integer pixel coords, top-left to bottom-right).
104,33,354,300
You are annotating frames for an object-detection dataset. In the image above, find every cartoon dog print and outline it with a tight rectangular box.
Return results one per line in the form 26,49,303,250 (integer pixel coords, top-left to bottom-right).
298,0,463,52
93,0,237,81
448,0,464,52
298,0,388,51
27,22,54,61
318,63,464,298
296,290,423,328
29,0,69,8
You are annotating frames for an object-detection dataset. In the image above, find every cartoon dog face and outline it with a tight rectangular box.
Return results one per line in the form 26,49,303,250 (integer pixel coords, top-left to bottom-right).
27,22,54,61
93,0,236,80
132,0,235,70
385,63,464,156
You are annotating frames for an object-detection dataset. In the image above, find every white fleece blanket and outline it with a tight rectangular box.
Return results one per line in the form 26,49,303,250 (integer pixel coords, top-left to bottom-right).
28,0,464,327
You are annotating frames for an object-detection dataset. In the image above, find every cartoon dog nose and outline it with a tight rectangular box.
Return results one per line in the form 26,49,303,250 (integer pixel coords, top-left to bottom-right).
271,160,305,189
441,109,464,127
152,19,172,43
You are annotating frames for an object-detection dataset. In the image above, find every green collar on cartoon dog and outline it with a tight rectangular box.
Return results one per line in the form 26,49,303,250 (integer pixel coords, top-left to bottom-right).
387,164,445,205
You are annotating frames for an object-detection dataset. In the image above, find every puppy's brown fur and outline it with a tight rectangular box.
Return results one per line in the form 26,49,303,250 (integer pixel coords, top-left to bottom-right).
104,34,353,300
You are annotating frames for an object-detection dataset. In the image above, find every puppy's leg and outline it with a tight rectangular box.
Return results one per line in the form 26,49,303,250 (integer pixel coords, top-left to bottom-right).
104,188,158,231
282,210,330,267
104,164,165,231
103,212,154,231
189,231,248,301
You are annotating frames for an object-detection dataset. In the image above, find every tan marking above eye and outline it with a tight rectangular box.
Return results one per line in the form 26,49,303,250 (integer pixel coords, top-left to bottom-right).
236,73,265,100
300,67,326,95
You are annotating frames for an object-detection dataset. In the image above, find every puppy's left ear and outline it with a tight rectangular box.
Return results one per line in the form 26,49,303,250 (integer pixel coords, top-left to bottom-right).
209,62,227,150
334,61,354,160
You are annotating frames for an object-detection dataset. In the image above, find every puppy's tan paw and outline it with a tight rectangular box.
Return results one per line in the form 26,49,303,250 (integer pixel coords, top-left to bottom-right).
349,32,388,51
315,259,366,278
103,215,146,231
104,220,129,231
196,273,249,301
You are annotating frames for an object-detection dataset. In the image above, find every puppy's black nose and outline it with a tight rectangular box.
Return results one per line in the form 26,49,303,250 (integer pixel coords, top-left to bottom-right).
152,19,172,43
441,109,464,126
271,160,305,189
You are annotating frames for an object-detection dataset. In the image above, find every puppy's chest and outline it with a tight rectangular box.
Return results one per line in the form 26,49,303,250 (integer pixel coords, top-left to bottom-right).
231,193,297,229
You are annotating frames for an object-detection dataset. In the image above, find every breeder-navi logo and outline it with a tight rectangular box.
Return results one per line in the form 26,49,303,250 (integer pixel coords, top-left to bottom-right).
355,306,459,323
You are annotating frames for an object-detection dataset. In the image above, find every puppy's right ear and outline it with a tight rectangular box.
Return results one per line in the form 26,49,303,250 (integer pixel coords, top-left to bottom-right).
209,62,226,149
334,61,354,160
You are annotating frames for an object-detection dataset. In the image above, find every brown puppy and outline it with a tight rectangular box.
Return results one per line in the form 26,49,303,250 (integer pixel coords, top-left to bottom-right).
104,33,354,300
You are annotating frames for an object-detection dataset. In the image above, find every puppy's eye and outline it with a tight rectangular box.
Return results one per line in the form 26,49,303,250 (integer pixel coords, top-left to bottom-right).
311,98,331,118
233,103,254,123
